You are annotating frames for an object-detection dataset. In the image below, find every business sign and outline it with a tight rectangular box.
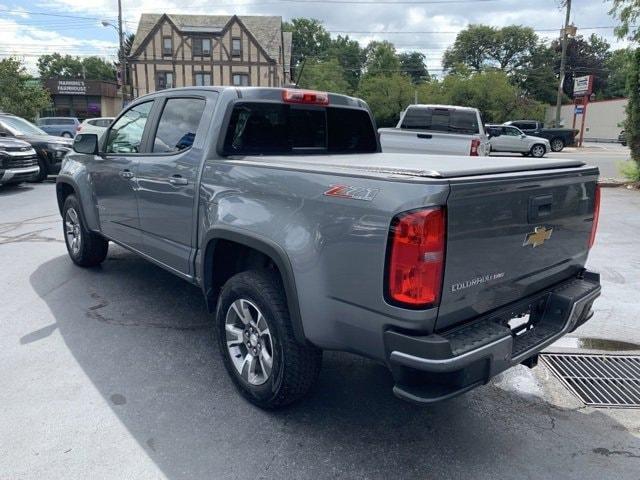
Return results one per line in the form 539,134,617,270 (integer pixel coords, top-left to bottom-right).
57,80,87,95
575,105,585,115
573,75,593,97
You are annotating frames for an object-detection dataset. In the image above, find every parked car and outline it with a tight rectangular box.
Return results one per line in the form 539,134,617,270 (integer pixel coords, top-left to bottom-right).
486,124,551,157
503,120,578,152
77,117,115,137
379,104,490,156
0,114,72,182
57,87,601,409
0,137,40,185
36,117,80,138
618,130,627,147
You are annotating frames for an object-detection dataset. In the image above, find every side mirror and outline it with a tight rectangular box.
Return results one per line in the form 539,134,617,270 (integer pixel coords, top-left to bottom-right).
73,133,99,155
520,134,526,138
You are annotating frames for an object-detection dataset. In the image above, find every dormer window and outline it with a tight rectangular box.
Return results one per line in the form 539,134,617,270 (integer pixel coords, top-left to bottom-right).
232,38,242,58
162,36,172,56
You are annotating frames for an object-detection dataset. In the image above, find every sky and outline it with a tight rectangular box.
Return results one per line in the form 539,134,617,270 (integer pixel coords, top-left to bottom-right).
0,0,633,75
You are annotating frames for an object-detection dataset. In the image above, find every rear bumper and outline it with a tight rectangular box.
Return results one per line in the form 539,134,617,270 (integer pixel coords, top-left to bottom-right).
385,270,601,404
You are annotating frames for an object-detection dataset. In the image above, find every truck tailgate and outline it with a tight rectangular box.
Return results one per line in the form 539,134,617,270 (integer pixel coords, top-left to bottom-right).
436,166,599,331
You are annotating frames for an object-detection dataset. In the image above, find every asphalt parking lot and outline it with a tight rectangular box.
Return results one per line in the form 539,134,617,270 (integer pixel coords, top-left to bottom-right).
491,141,631,180
1,181,639,480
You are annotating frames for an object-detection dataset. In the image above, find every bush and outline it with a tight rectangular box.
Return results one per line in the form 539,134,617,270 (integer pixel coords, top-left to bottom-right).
619,160,640,181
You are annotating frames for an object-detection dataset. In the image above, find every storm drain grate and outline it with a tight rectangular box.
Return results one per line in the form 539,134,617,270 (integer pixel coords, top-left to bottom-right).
541,354,640,408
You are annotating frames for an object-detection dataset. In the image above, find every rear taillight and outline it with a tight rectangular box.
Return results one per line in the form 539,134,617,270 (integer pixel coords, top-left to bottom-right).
387,207,446,308
470,138,480,156
282,89,329,105
588,184,601,249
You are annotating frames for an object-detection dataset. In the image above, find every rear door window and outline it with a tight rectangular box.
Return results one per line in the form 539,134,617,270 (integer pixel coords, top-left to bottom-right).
222,103,377,155
401,107,479,134
152,98,206,153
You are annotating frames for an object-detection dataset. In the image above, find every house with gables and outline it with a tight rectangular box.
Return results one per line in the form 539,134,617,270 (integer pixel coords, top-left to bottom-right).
128,14,293,97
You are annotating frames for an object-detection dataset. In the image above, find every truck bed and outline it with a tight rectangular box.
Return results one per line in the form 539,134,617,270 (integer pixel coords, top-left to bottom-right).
228,152,586,179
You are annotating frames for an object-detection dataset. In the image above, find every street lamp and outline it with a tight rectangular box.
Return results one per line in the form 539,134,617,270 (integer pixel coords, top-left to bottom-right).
101,6,126,108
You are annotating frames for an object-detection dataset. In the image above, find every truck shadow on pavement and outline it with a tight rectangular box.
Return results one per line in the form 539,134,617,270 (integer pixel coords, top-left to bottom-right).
29,247,640,480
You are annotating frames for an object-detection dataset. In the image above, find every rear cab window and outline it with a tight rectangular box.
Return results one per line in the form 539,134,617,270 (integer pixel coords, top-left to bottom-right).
222,102,377,155
400,107,479,135
152,97,206,153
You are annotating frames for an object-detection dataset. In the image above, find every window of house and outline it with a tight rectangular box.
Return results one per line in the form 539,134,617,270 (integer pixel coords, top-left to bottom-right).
105,101,153,154
157,72,174,90
193,38,211,56
194,72,211,86
232,73,249,86
152,98,207,153
162,36,173,56
232,38,242,57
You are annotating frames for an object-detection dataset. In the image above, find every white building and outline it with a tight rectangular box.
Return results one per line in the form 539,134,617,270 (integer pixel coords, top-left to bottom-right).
545,98,627,142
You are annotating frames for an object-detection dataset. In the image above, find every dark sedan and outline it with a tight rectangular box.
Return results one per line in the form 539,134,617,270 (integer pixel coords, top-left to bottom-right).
0,114,72,182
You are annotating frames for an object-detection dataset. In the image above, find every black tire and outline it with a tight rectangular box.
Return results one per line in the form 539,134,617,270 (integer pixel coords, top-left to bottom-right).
530,143,546,158
62,194,109,267
216,270,322,409
62,132,73,138
30,157,48,183
550,138,564,152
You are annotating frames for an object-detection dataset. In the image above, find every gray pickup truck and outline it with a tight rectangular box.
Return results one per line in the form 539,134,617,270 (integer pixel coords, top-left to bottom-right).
56,87,601,409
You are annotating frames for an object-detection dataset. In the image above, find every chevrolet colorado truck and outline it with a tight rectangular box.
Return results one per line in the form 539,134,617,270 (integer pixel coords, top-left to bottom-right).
379,104,491,156
56,87,601,409
503,120,578,152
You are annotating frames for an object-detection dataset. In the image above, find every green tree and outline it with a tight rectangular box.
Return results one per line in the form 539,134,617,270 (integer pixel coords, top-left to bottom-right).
283,18,331,80
603,48,634,98
398,51,429,84
0,58,50,120
299,59,350,94
364,41,400,76
516,44,558,104
37,53,83,79
623,48,640,174
552,34,612,98
37,53,116,81
327,35,365,92
417,70,544,123
357,73,414,126
610,0,640,41
442,25,499,72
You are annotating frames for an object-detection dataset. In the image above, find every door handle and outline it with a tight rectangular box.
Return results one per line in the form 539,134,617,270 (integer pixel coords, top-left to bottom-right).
119,169,134,179
168,175,188,186
417,133,432,139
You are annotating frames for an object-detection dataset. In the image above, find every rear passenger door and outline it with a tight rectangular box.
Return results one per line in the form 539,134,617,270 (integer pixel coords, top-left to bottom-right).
135,95,211,276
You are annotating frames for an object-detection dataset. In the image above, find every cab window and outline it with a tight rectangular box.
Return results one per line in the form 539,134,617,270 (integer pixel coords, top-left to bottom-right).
152,98,207,153
105,102,153,154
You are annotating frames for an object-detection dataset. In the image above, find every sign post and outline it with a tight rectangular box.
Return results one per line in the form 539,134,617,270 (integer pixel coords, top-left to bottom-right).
572,75,593,147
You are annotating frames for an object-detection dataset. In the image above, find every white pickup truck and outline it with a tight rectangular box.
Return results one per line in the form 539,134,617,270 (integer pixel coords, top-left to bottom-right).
379,104,490,156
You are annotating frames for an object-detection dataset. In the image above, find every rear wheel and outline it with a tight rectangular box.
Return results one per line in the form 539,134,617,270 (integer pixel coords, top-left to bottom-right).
62,194,109,267
216,270,322,409
530,144,546,158
550,138,564,152
61,132,73,138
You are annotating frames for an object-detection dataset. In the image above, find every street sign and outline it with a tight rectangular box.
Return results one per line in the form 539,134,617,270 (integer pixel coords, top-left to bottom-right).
573,75,593,97
575,105,585,115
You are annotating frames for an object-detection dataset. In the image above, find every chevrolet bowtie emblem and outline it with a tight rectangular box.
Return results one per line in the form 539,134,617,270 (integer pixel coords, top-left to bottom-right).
523,226,553,248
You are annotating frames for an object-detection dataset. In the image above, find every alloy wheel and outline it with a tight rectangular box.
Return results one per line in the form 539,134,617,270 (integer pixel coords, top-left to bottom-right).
64,207,82,256
532,145,545,157
225,298,274,386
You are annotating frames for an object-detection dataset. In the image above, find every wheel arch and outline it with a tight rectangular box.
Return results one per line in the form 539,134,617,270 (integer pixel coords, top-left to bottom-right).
200,228,307,344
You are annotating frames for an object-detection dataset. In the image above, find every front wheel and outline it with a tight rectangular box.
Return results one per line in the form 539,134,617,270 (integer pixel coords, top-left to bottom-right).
216,270,322,409
62,194,109,267
550,138,564,152
61,132,73,138
530,144,546,158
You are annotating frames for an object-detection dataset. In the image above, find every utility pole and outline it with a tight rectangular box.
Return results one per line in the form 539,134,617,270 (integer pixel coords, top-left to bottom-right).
117,0,127,107
555,0,571,127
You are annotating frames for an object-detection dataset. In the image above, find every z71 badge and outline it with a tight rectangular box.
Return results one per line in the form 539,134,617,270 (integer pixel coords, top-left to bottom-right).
324,184,379,201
